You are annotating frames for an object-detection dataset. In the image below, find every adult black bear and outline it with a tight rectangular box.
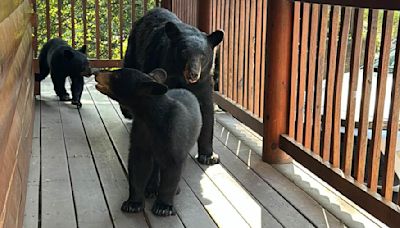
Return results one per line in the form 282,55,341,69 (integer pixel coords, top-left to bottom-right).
95,68,202,216
123,8,224,165
35,38,91,108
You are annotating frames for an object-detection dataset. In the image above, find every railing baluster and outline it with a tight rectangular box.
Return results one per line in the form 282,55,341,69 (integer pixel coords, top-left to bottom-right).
367,10,394,192
45,0,50,40
259,0,267,118
289,1,300,138
254,0,263,117
383,17,400,202
233,0,240,104
312,5,329,155
58,0,62,37
108,0,112,59
248,0,256,112
243,0,250,108
119,0,124,59
33,0,38,56
296,3,310,143
144,0,148,14
332,7,351,167
82,0,87,45
237,0,245,107
343,8,363,175
132,0,136,24
355,10,378,183
95,0,100,59
222,0,229,96
304,4,320,148
228,0,235,100
71,0,75,48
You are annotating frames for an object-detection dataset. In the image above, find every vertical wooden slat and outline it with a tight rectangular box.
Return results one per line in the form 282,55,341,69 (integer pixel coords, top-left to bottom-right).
144,0,148,14
71,0,75,48
227,0,234,100
222,0,229,96
254,0,263,117
343,8,364,175
289,1,301,138
119,0,124,59
304,4,320,148
95,0,100,58
259,0,267,118
57,0,62,37
383,18,400,202
108,0,112,59
237,0,245,106
295,3,310,143
248,0,256,112
321,6,340,162
355,10,378,183
132,0,136,26
233,0,240,103
243,0,250,108
312,5,329,155
45,0,50,40
82,0,87,45
156,0,160,7
218,0,225,94
331,7,351,167
367,11,394,192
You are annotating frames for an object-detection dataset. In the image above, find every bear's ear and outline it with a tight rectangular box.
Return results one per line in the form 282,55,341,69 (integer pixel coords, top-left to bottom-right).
78,45,87,54
207,30,224,48
138,81,168,96
148,68,167,83
165,22,181,40
64,49,74,60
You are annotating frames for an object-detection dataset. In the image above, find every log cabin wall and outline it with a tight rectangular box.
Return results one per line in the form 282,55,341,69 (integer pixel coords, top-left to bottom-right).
0,0,34,227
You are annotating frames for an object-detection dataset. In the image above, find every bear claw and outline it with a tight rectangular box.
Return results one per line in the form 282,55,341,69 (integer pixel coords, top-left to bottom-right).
72,100,82,108
59,94,72,101
152,200,176,216
197,154,220,165
121,200,144,213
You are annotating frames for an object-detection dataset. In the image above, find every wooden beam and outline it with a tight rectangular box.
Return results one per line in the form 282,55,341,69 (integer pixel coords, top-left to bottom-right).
263,0,293,163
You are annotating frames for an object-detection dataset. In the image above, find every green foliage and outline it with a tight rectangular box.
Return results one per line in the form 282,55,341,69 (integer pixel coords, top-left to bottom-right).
35,0,158,59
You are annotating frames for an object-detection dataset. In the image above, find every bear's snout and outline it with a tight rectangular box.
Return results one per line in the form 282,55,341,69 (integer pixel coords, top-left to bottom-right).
95,71,113,96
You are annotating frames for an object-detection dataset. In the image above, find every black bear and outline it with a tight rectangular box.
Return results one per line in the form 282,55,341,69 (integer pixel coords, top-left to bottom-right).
95,68,202,216
123,8,224,165
35,38,91,108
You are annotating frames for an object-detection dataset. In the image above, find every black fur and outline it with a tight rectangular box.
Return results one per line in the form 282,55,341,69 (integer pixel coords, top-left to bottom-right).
123,8,224,165
35,38,91,108
95,68,202,216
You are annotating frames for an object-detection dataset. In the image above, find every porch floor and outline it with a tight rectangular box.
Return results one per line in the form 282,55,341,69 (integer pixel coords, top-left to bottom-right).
23,78,354,228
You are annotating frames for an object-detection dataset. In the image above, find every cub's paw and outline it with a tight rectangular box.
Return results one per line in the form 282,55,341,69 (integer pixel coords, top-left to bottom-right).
197,153,220,165
71,100,82,108
121,200,144,213
152,200,176,216
59,94,72,101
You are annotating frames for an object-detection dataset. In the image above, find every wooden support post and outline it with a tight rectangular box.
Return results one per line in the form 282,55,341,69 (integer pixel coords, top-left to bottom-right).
161,0,172,11
197,0,211,33
263,0,293,163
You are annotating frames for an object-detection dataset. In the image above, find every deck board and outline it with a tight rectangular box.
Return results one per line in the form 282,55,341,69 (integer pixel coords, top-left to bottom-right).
23,78,347,228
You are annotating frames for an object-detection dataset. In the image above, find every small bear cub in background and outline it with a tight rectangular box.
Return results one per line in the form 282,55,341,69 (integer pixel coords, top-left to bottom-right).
95,68,202,216
35,38,91,108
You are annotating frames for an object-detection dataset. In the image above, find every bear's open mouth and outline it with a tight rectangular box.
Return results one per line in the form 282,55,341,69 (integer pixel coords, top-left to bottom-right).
184,71,201,84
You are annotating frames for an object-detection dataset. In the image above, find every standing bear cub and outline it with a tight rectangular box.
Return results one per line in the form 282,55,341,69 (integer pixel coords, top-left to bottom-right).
123,8,224,165
35,38,91,108
95,68,202,216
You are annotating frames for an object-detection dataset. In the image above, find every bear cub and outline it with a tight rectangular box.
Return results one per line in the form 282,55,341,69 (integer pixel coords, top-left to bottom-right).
95,68,202,216
123,8,224,165
35,38,91,108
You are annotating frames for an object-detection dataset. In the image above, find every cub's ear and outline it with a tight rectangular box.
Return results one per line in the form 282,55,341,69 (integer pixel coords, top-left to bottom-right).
148,68,167,83
138,81,168,96
78,45,87,54
64,49,74,60
165,22,181,40
208,30,224,48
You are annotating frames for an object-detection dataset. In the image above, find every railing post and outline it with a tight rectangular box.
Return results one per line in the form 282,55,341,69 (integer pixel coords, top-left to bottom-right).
263,0,293,163
197,0,211,33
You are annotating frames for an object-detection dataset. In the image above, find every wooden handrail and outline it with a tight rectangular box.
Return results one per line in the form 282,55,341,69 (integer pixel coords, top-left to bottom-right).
293,0,400,10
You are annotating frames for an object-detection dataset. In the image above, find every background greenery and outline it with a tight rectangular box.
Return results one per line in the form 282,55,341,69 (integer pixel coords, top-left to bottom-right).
35,0,158,59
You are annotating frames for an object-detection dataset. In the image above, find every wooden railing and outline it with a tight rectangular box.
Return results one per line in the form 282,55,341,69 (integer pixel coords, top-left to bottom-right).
280,0,400,225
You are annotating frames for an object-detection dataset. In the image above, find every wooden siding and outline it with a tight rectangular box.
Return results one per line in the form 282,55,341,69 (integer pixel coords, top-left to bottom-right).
0,0,34,227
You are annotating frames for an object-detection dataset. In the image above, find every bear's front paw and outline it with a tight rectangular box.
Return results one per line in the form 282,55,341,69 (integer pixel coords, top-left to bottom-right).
197,153,220,165
72,100,82,108
152,200,176,216
121,200,144,213
59,94,71,101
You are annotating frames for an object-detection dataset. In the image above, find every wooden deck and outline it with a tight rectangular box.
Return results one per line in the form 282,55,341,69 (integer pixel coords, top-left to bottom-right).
22,77,354,228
